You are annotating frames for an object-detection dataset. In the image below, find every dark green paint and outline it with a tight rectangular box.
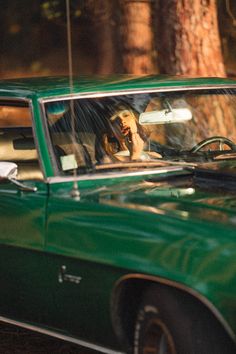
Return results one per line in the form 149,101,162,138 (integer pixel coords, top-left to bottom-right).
47,176,236,336
0,75,236,100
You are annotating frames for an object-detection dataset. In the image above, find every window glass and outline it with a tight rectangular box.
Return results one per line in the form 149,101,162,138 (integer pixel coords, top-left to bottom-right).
44,89,236,175
0,102,43,180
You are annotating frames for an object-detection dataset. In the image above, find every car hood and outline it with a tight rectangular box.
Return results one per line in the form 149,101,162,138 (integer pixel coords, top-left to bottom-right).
84,161,236,227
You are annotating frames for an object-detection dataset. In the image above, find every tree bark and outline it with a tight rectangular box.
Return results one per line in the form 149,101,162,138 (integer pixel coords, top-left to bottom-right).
155,0,236,140
87,0,117,74
157,0,226,76
119,0,155,74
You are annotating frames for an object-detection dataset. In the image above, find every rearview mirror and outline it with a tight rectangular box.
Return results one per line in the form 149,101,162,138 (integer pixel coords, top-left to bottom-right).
139,108,192,125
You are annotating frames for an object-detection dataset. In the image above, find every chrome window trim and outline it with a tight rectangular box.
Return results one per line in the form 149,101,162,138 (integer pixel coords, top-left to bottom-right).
46,165,189,184
0,96,47,181
39,84,236,103
29,99,47,181
0,96,30,103
0,316,124,354
38,97,61,176
39,84,236,177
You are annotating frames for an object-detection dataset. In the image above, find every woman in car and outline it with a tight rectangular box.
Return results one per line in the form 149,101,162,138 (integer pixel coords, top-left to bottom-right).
101,104,162,162
101,105,145,162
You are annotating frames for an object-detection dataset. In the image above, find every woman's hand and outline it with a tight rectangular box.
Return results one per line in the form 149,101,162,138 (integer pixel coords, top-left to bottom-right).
129,132,144,160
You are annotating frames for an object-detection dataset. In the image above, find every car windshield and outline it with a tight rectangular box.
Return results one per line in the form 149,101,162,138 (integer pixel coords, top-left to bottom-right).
44,88,236,175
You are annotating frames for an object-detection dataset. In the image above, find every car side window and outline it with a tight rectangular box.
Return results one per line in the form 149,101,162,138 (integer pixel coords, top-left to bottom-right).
0,102,43,181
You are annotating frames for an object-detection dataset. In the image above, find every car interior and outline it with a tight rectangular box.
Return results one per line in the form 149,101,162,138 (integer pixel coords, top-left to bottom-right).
0,103,43,181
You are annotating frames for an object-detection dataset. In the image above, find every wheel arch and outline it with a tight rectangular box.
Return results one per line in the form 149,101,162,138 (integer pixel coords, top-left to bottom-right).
111,273,236,350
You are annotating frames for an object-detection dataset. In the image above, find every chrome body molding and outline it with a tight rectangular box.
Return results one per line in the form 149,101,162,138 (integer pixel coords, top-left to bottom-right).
46,166,187,184
111,273,236,344
0,316,125,354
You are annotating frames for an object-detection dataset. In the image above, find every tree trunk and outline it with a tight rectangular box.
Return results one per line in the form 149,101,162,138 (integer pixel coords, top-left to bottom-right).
156,0,226,76
155,0,236,140
87,0,117,74
119,0,155,74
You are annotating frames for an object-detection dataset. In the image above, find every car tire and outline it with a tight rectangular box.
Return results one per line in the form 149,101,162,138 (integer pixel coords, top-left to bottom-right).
133,284,235,354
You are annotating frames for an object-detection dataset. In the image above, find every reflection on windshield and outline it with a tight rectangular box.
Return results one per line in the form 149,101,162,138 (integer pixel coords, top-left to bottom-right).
44,89,236,175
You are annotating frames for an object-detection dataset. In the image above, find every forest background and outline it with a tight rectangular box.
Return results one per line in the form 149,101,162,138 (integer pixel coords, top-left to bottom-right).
1,0,236,79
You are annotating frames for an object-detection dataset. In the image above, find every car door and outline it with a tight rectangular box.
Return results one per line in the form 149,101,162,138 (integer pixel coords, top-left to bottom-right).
45,181,123,348
0,102,56,328
0,180,52,324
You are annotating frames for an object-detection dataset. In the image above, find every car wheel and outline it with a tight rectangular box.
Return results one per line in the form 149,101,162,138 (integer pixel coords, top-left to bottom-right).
133,285,235,354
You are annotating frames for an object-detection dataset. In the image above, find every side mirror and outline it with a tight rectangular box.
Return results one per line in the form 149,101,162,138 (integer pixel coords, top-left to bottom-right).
0,162,18,179
0,162,37,192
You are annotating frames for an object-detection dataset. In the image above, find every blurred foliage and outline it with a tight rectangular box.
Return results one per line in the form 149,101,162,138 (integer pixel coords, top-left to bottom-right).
40,0,103,22
1,0,236,77
41,0,85,22
41,1,63,21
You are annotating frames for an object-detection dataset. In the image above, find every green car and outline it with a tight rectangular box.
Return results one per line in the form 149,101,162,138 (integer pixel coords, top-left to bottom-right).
0,76,235,354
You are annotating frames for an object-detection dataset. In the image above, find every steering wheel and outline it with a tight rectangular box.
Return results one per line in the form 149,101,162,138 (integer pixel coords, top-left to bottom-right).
190,136,236,153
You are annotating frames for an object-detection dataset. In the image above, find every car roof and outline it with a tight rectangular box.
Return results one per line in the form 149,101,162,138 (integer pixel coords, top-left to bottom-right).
0,75,236,100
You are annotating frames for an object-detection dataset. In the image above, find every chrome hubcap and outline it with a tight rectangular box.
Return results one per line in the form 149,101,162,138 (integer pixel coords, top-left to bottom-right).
143,319,176,354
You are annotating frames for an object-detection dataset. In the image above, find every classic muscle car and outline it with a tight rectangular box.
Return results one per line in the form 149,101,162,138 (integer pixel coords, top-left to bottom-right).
0,75,235,354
